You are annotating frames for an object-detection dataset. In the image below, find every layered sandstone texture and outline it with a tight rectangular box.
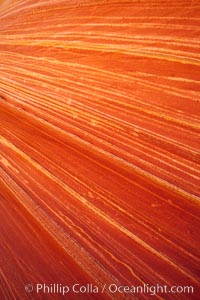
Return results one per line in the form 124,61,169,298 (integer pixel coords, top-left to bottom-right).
0,1,200,299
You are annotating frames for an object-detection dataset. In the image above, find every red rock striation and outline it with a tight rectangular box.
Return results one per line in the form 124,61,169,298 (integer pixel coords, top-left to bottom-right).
0,1,200,299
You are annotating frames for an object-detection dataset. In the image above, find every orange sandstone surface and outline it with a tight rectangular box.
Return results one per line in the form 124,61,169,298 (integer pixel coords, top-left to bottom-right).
0,1,200,299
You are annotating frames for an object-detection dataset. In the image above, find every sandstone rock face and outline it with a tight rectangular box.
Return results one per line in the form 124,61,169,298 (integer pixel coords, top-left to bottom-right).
0,1,199,299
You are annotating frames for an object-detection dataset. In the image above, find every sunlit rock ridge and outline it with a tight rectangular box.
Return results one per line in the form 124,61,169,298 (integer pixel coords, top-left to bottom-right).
0,1,200,299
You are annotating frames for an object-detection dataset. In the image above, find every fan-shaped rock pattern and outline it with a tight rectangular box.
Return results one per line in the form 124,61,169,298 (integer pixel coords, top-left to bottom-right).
0,1,200,299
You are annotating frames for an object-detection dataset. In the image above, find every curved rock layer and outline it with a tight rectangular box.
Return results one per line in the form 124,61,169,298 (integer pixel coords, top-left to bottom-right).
0,1,200,299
